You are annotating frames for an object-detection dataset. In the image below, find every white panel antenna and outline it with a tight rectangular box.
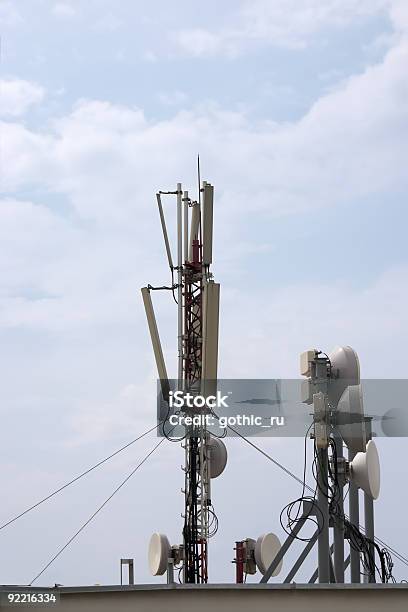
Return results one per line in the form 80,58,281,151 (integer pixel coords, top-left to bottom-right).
201,282,220,399
141,287,170,401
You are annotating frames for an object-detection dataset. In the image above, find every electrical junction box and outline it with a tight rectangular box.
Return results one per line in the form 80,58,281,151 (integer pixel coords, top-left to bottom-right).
301,379,313,405
300,350,317,377
313,392,328,449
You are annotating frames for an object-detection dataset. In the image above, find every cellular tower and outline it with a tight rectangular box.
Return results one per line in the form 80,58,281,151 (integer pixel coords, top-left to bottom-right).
142,173,227,583
141,173,394,588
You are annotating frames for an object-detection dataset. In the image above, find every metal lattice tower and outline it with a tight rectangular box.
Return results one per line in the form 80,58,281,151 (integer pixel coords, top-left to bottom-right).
182,193,210,583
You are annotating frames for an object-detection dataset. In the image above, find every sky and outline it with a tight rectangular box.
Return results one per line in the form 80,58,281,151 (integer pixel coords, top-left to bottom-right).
0,0,408,587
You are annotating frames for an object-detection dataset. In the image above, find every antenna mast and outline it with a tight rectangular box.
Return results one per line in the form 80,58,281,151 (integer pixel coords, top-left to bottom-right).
182,179,218,583
142,174,221,584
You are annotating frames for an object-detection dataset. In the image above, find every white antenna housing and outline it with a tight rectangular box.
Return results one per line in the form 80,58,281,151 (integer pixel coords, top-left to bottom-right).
207,437,227,478
300,349,318,377
255,533,283,576
337,384,366,453
244,533,283,577
148,533,171,576
349,440,381,500
201,282,220,399
141,287,170,401
328,346,360,407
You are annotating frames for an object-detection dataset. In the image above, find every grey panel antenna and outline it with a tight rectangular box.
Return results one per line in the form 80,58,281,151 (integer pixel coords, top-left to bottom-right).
188,202,200,262
202,183,214,265
156,193,174,270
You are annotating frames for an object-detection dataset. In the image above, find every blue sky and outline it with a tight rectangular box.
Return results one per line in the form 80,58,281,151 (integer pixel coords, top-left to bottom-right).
0,0,408,586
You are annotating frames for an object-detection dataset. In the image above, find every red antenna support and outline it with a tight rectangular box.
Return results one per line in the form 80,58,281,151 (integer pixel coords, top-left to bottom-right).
234,541,245,584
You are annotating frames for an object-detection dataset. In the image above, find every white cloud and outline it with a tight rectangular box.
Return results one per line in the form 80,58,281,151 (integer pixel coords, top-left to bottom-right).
174,28,234,58
157,90,189,106
0,198,75,288
142,50,158,62
2,28,407,225
0,26,406,430
1,1,408,585
52,3,77,19
0,27,405,381
0,1,21,26
93,12,123,31
172,0,390,57
0,0,405,453
220,266,408,379
0,79,45,117
0,121,53,190
389,0,408,34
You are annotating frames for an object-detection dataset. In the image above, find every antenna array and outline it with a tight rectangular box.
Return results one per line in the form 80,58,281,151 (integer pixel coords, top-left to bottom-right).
142,172,389,586
142,175,223,583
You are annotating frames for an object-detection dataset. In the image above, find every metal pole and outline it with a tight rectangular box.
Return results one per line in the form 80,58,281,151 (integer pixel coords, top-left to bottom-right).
333,433,345,583
317,447,330,583
183,190,188,263
167,558,175,584
177,182,188,583
349,448,360,583
364,418,375,583
364,491,375,583
329,555,336,583
177,183,183,387
128,560,134,585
